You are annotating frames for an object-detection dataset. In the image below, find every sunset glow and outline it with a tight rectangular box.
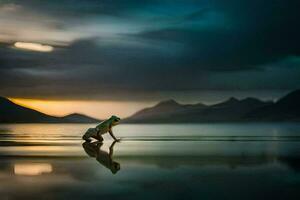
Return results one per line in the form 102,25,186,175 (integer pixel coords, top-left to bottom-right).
14,42,54,52
9,98,153,119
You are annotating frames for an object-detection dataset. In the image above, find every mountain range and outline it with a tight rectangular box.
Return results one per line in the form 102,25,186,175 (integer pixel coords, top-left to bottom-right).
0,97,101,123
1,89,300,123
123,89,300,123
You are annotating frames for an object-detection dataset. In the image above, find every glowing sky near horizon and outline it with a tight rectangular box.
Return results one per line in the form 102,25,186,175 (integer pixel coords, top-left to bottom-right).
9,98,154,119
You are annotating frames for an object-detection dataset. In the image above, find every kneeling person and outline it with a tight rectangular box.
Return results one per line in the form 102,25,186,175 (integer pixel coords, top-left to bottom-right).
83,115,121,142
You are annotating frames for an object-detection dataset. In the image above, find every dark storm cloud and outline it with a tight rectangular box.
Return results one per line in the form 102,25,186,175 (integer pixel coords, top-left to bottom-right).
135,0,300,70
0,0,300,100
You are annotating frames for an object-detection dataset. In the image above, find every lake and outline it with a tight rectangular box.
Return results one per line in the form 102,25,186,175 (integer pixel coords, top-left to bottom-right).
0,123,300,200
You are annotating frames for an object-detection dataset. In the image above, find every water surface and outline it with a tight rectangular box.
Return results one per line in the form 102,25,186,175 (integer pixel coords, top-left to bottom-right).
0,123,300,199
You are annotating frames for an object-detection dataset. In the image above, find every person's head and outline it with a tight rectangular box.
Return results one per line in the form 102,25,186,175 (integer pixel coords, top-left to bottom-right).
110,115,121,126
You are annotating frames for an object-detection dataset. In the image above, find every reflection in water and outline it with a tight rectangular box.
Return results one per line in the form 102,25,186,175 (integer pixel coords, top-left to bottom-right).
0,156,298,200
14,163,52,176
82,141,120,174
1,124,300,199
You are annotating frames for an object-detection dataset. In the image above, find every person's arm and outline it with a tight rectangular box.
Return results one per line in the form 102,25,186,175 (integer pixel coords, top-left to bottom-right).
108,129,119,141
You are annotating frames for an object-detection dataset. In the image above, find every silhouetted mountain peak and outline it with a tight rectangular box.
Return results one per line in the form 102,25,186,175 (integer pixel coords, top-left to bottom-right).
0,97,100,123
126,99,184,120
0,96,22,110
125,89,299,123
242,97,265,104
0,96,12,104
215,97,269,108
63,113,85,117
277,89,300,105
61,113,101,122
155,99,181,108
213,97,239,107
245,89,300,120
228,97,239,102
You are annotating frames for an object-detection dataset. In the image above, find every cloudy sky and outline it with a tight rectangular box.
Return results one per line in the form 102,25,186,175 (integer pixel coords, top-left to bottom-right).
0,0,300,118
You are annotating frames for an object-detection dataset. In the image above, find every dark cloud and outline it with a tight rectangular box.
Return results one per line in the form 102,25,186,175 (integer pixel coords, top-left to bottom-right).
135,0,300,70
0,0,300,101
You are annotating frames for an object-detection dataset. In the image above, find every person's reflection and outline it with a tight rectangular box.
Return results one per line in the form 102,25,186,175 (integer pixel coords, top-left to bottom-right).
82,141,120,174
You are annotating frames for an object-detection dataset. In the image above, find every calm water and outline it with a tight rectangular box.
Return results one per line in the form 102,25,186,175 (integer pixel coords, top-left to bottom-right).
0,123,300,200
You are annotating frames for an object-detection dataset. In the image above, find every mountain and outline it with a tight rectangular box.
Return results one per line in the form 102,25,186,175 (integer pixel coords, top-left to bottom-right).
0,97,101,123
124,97,276,123
245,89,300,121
2,89,300,123
60,113,100,123
125,90,300,123
0,97,58,123
204,97,273,121
123,99,207,123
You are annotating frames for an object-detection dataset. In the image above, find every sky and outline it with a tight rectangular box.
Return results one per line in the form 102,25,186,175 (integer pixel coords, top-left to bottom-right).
0,0,300,118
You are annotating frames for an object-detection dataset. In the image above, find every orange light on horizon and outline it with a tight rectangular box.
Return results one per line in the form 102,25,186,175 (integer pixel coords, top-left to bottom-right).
9,98,153,119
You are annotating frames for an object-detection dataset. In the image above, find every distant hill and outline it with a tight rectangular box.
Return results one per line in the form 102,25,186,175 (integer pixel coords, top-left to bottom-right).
0,97,101,123
245,89,300,121
126,99,207,122
124,89,300,123
124,97,272,123
60,113,100,123
1,89,300,123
